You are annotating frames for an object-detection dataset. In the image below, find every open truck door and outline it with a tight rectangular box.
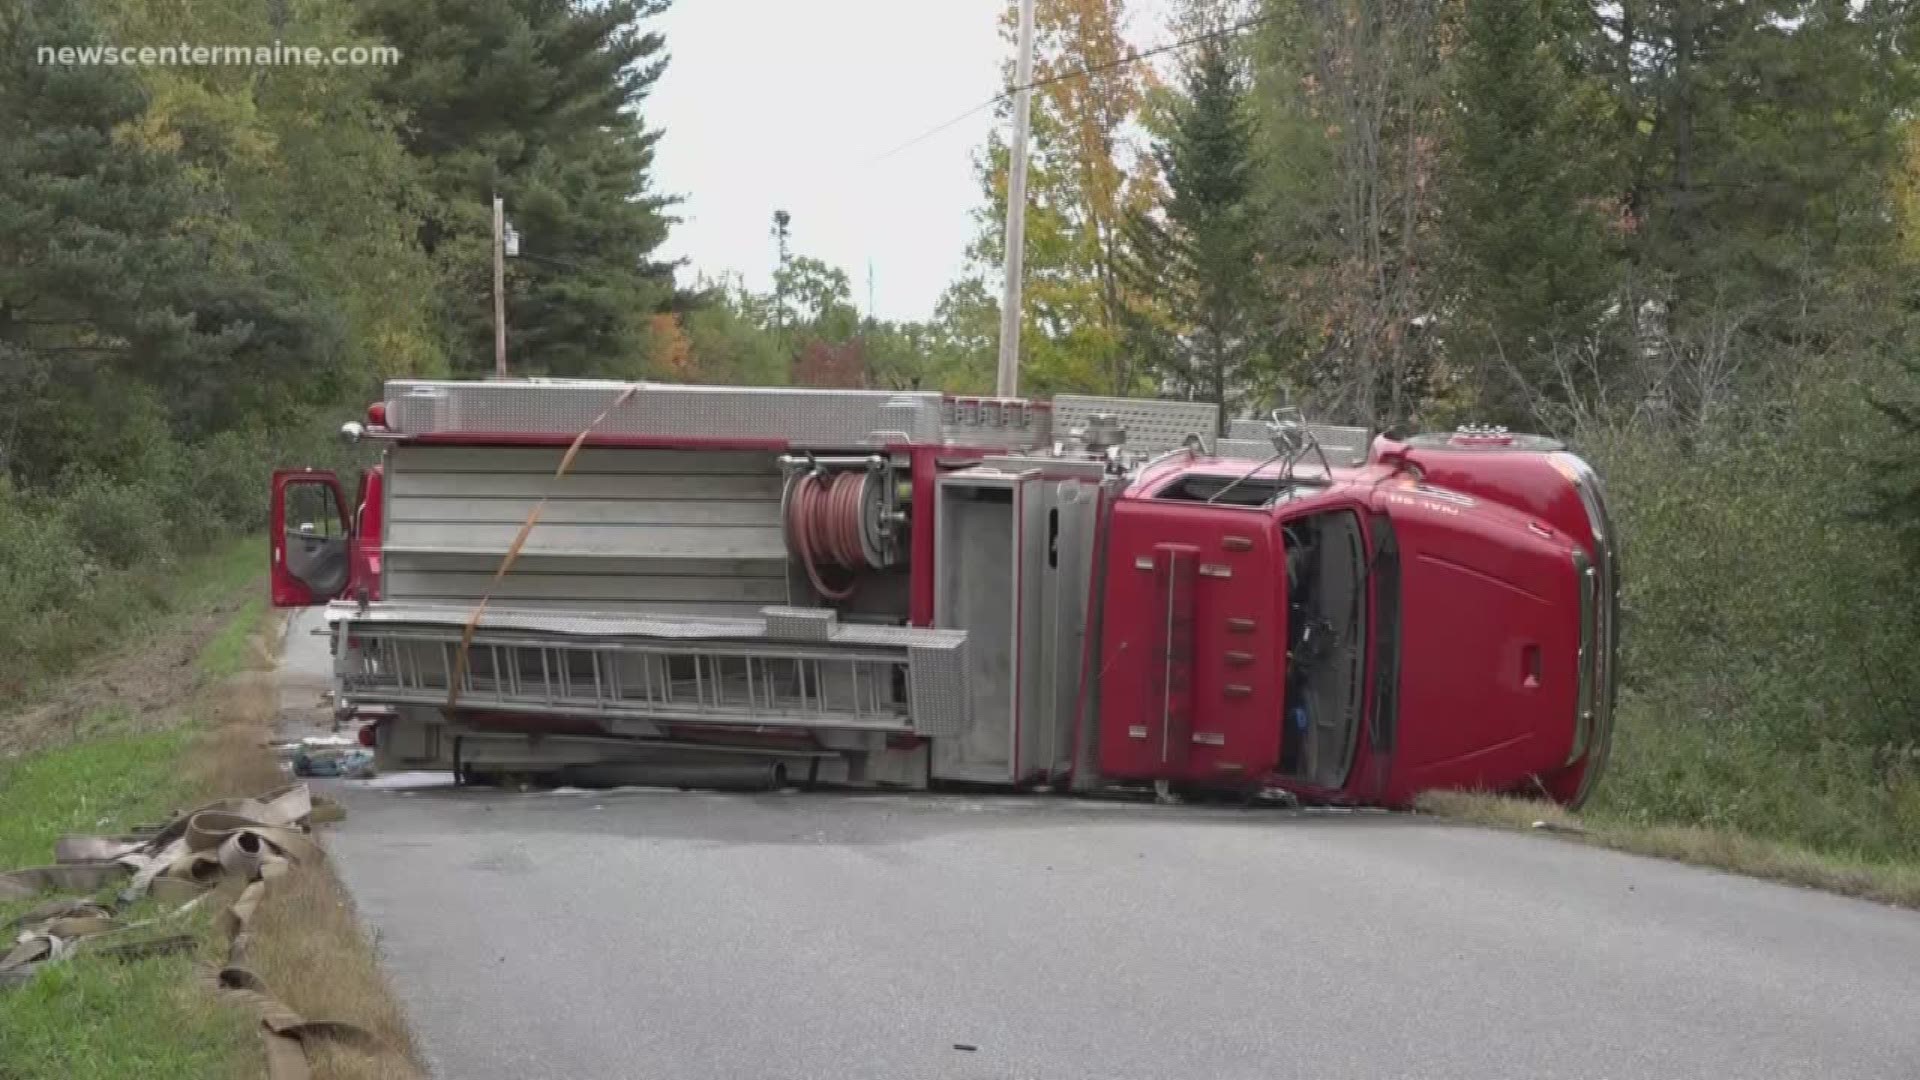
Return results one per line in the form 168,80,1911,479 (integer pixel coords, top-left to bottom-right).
271,469,352,607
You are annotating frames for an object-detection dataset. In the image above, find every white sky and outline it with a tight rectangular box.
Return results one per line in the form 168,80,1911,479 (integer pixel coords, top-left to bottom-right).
646,1,1174,323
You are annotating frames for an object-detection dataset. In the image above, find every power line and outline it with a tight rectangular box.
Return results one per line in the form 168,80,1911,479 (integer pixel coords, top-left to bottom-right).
870,10,1282,164
1024,11,1281,96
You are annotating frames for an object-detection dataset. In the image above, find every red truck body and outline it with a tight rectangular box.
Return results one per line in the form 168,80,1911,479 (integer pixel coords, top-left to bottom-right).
271,382,1618,809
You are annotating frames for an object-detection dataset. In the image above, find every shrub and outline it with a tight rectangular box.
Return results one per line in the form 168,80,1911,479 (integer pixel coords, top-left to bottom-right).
55,470,172,571
1575,352,1920,859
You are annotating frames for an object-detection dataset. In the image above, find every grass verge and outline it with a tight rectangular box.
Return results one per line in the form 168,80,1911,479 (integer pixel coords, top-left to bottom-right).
1,553,422,1080
7,532,266,701
0,724,257,1080
190,636,425,1080
1415,789,1920,909
196,594,273,681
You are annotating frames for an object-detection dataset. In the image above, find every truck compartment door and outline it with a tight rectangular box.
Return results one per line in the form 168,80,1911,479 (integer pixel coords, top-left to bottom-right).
272,469,352,607
1095,501,1285,787
1144,543,1199,774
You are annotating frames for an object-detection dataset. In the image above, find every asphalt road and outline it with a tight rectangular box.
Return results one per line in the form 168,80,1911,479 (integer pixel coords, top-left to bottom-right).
285,610,1920,1080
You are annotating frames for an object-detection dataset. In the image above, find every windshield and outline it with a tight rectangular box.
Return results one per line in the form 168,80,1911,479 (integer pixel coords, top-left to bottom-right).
1278,509,1369,788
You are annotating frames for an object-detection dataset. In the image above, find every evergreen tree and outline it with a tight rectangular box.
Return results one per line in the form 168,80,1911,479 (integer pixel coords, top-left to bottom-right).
0,0,339,488
1593,0,1913,349
1444,0,1618,420
355,0,679,375
1119,35,1267,429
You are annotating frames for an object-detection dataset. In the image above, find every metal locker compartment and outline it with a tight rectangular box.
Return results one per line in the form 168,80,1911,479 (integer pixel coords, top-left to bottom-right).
932,468,1046,783
977,456,1109,785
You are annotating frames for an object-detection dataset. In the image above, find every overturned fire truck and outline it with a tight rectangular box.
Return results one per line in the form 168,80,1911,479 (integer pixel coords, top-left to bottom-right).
270,380,1619,808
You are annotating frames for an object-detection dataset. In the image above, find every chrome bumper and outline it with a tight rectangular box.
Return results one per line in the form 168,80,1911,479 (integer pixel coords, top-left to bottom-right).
1554,453,1620,805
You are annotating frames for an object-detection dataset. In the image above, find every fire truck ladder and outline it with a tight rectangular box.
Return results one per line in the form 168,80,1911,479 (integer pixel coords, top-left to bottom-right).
329,602,970,737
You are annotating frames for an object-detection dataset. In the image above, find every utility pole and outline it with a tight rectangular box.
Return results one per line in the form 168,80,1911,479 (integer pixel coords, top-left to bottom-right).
493,194,507,378
995,0,1037,398
771,209,792,341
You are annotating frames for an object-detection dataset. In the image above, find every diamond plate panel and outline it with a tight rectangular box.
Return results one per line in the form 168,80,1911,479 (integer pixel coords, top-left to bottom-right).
388,385,451,433
1053,394,1218,453
762,606,838,641
938,397,1053,451
908,639,971,739
383,380,945,447
325,600,968,650
1308,424,1373,466
1214,438,1280,461
1223,419,1372,466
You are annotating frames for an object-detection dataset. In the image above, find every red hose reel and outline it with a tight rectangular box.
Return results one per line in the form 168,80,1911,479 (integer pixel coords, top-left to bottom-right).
782,466,895,600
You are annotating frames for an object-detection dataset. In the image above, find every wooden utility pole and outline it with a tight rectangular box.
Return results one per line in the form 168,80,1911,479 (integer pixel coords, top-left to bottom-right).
994,0,1036,398
493,194,507,378
772,209,792,341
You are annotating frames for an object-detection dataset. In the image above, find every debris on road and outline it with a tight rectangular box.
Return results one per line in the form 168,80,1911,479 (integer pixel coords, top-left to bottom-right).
0,782,386,1078
1532,819,1591,836
292,746,375,778
275,735,376,778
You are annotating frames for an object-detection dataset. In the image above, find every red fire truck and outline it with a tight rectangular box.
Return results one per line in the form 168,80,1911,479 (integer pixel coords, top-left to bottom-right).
272,380,1618,808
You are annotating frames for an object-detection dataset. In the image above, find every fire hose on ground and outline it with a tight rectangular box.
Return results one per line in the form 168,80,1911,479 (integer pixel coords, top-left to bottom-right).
0,783,386,1080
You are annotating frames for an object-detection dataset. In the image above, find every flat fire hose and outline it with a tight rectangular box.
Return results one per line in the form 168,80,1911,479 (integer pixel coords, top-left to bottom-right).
0,783,385,1080
444,383,642,713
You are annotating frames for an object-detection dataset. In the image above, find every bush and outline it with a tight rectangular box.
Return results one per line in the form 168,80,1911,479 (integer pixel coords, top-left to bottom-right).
180,429,274,535
0,490,92,620
55,470,172,571
0,393,377,694
1575,353,1920,861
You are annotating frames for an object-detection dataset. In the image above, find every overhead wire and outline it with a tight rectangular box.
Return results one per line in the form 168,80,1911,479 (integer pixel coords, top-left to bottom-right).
869,9,1285,165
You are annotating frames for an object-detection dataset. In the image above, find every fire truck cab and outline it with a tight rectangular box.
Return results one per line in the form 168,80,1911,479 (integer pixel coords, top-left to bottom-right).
272,380,1618,808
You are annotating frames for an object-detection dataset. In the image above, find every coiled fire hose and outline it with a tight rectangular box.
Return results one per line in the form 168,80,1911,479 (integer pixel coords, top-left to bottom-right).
784,469,871,601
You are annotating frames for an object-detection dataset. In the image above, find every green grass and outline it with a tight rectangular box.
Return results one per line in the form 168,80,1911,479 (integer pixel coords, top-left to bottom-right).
1417,788,1920,909
196,594,271,680
1593,697,1920,865
0,568,269,1080
0,725,256,1080
0,931,255,1080
175,534,268,610
0,727,194,871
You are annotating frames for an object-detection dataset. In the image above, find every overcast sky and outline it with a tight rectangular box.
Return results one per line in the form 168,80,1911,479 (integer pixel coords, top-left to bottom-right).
646,1,1173,324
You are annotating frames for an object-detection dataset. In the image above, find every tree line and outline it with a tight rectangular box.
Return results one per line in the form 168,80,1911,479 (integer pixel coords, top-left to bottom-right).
673,0,1920,857
0,0,683,682
5,0,1920,859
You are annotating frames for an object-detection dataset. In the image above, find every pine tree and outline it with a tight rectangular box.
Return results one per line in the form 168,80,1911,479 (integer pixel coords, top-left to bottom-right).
1596,0,1912,348
1119,35,1266,429
355,0,679,376
1444,0,1618,420
0,0,339,487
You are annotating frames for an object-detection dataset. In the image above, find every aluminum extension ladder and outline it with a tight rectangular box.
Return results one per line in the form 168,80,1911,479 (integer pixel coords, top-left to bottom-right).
328,602,969,736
